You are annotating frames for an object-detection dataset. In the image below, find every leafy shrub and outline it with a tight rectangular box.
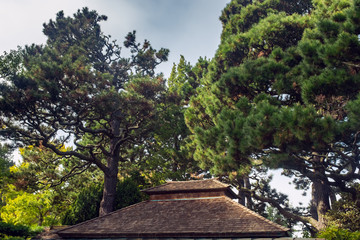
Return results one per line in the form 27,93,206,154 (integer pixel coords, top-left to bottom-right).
62,177,143,225
0,221,42,239
0,221,30,238
318,226,360,240
115,178,143,209
324,184,360,231
61,183,103,225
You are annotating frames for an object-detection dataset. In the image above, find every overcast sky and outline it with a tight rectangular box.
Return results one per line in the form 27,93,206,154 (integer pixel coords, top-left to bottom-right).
0,0,230,78
0,0,310,210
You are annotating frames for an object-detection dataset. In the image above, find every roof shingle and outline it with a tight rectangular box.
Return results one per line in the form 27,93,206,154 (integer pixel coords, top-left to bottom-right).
57,179,289,239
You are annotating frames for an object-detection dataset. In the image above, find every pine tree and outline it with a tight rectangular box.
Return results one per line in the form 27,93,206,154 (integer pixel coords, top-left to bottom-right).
186,0,360,233
0,8,169,216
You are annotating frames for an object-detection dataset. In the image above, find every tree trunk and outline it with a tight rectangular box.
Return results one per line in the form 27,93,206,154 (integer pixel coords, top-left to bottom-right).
237,177,246,206
99,164,118,216
310,175,330,230
308,154,331,230
99,117,121,216
237,175,252,208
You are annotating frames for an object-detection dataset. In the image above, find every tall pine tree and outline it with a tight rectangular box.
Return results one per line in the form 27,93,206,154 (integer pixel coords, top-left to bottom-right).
0,8,169,216
186,0,360,233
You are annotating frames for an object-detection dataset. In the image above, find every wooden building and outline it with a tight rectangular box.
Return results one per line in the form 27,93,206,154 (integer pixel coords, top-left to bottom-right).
41,179,295,239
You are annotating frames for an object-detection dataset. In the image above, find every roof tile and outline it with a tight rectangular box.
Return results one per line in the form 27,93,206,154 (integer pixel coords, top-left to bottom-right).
58,197,288,238
56,179,289,238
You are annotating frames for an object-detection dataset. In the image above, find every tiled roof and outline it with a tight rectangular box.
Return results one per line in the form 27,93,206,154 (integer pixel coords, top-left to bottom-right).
143,178,230,193
57,196,289,238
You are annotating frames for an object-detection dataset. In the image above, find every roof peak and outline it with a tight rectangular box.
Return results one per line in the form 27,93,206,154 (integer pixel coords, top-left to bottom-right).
143,178,237,201
143,178,230,193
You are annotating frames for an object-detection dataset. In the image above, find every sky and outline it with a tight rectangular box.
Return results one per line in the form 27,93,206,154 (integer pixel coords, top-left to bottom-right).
0,0,310,209
0,0,230,78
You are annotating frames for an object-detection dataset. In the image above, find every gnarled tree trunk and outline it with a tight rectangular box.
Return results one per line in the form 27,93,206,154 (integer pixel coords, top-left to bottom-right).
99,164,118,216
310,155,331,231
99,118,121,216
310,177,331,230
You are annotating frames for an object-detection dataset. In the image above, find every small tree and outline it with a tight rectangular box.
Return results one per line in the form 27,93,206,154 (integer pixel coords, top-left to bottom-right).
1,188,57,226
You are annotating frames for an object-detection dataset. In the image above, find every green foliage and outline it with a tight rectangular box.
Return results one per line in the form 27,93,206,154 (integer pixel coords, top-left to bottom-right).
168,55,207,102
0,144,13,208
0,7,169,215
186,0,360,232
123,55,207,184
0,221,29,238
61,183,102,225
318,226,360,240
0,145,103,227
0,221,42,239
12,145,102,193
186,0,314,176
0,145,13,178
265,206,287,227
114,177,144,209
0,186,60,226
219,0,312,41
62,177,143,225
324,184,360,231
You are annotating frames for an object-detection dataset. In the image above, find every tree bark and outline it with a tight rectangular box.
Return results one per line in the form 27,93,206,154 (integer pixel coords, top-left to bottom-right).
99,165,118,216
244,176,253,209
310,155,331,230
236,175,252,208
99,117,121,216
237,177,246,206
311,177,331,230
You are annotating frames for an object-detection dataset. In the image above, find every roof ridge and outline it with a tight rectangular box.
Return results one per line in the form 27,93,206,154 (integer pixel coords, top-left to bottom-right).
150,196,224,201
224,197,289,232
163,178,224,184
143,178,230,192
211,178,230,188
56,201,148,234
170,178,216,182
142,182,172,192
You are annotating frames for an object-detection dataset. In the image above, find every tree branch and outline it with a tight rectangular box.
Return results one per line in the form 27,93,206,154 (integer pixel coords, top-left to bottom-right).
47,162,92,188
41,140,108,174
240,187,321,231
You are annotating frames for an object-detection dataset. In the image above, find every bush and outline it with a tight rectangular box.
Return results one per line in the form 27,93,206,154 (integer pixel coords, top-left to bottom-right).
2,237,25,240
324,184,360,232
62,177,143,225
0,221,42,239
0,221,30,238
61,183,103,225
318,226,360,240
115,178,143,209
